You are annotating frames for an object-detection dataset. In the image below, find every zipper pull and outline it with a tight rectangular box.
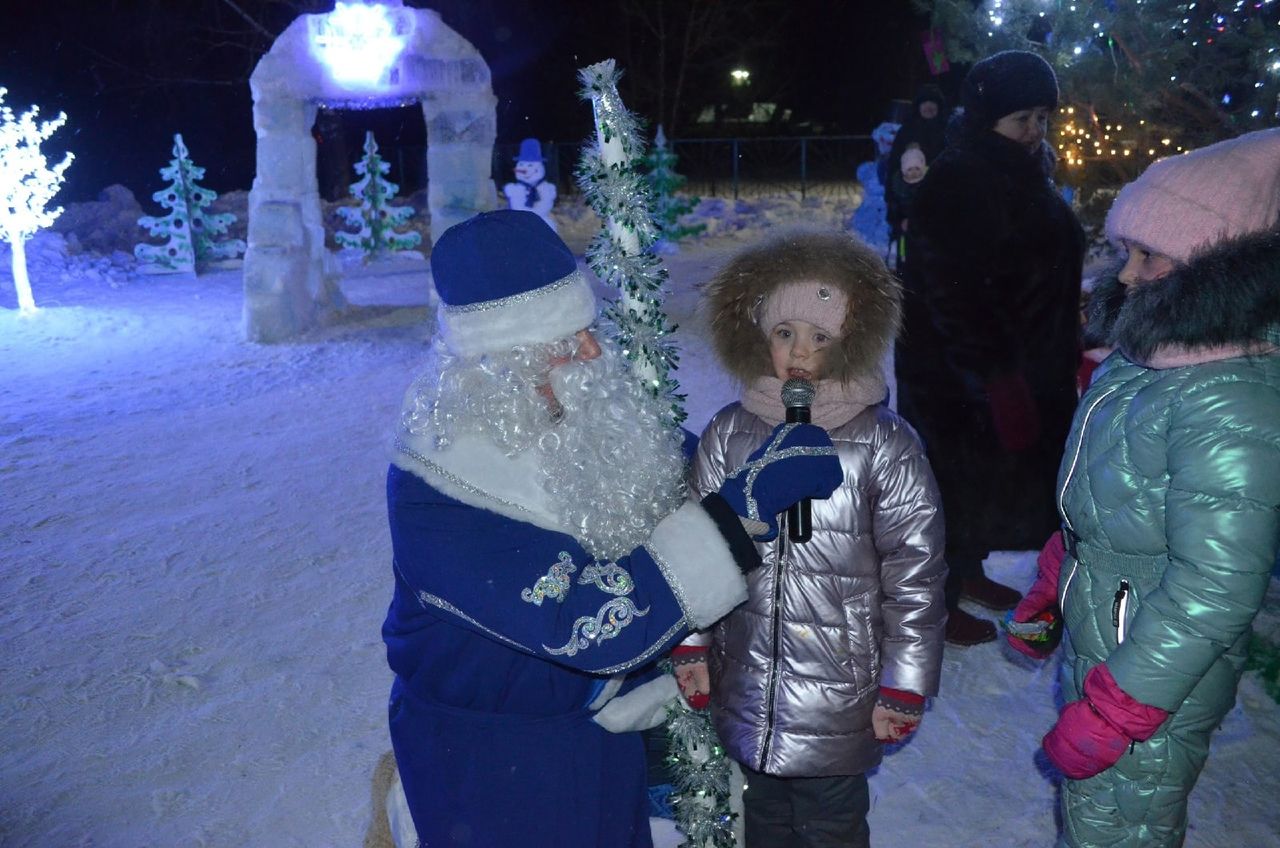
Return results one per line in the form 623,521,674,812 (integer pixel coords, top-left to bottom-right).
1111,580,1130,628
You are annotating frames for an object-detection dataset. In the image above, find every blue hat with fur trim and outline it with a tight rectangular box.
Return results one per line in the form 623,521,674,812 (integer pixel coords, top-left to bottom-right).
514,137,546,162
431,210,596,357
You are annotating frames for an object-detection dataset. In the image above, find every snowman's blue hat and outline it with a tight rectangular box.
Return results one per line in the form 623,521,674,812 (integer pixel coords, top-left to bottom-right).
514,137,546,163
431,210,594,358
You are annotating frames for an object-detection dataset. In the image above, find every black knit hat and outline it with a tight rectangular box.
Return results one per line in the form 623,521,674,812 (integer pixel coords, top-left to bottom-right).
961,50,1058,126
914,83,946,110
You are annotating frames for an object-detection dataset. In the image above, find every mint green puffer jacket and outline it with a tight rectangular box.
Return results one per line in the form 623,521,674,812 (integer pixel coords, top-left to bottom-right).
1053,229,1280,848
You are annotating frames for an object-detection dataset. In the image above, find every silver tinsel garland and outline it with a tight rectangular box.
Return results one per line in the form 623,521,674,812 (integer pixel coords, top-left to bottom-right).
577,60,734,846
576,59,686,427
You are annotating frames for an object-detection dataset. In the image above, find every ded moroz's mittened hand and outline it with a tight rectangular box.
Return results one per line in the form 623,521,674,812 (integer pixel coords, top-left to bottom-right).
1005,531,1065,659
716,422,842,541
872,687,926,743
1043,664,1168,780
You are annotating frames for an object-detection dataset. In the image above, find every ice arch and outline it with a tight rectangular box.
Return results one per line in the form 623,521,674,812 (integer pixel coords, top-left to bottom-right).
244,2,496,342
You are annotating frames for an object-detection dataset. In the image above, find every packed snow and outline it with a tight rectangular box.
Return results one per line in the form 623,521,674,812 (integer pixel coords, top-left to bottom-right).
2,177,1277,848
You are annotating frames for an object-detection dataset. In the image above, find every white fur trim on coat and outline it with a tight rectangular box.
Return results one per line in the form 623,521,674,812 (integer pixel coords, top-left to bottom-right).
646,501,749,629
591,673,680,733
437,269,597,358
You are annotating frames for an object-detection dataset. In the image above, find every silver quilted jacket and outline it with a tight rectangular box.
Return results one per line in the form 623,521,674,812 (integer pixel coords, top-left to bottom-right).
691,402,947,777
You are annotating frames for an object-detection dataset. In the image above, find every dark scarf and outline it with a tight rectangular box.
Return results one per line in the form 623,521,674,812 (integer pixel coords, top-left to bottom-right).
517,179,543,207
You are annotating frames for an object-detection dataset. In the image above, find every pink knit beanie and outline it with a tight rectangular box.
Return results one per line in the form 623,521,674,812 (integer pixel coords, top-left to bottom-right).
758,280,848,338
1105,128,1280,263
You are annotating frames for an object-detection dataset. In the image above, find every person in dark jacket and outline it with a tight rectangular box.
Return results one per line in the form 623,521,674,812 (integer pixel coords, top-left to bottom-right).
885,146,928,269
1007,128,1280,848
896,51,1085,645
885,83,949,184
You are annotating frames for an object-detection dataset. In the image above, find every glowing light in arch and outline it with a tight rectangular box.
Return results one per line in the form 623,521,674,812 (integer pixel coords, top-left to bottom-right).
309,1,413,89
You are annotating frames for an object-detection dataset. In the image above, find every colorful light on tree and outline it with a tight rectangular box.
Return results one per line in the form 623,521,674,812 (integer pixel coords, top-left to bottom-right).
0,87,73,314
308,1,413,89
915,0,1280,208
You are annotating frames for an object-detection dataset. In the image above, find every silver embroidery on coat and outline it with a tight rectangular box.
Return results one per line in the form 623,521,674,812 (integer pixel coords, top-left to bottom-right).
585,617,687,676
413,590,533,652
522,552,576,605
578,562,634,596
544,597,650,657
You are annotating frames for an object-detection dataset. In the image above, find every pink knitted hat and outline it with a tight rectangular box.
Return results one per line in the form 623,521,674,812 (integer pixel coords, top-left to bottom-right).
758,280,848,338
1105,128,1280,262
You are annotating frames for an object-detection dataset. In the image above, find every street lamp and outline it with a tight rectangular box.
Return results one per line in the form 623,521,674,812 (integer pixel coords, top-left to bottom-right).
730,68,751,87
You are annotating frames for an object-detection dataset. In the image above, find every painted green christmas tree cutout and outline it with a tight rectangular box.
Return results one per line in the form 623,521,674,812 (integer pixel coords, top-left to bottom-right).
336,131,421,261
643,125,705,247
135,133,244,273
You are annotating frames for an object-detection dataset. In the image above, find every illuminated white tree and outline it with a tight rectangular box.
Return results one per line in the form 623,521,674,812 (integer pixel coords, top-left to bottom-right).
0,88,73,314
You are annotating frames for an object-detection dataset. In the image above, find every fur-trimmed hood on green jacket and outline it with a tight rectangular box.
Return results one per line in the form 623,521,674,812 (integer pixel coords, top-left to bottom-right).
1086,227,1280,366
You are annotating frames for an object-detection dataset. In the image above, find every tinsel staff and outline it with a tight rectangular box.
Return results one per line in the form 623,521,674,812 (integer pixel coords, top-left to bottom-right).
577,59,736,847
575,59,685,426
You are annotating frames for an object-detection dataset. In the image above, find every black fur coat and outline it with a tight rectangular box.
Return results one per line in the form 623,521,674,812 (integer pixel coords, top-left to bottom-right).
895,126,1086,554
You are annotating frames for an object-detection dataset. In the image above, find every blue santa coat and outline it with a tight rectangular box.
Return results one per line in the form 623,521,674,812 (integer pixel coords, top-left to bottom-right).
383,464,694,847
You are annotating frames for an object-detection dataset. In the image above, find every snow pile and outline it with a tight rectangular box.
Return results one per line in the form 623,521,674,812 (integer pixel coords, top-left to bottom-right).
0,229,139,295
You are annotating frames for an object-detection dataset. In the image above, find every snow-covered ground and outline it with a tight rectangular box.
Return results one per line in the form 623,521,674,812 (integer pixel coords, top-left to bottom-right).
2,187,1277,847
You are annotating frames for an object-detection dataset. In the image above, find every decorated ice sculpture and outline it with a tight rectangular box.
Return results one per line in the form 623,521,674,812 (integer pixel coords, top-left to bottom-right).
135,133,245,274
335,130,421,260
502,138,558,232
0,87,74,314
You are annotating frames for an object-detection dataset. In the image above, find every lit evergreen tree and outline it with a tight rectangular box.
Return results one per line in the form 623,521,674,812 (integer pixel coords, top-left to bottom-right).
915,0,1280,203
643,125,706,246
136,133,244,273
335,131,420,260
0,87,73,314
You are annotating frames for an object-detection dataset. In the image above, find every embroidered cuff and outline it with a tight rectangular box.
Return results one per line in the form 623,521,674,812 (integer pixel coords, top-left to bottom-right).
877,687,926,717
671,645,708,666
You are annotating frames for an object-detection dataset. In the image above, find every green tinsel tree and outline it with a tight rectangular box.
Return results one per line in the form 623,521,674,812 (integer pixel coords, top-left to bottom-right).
643,125,706,246
578,60,736,848
914,0,1280,209
136,133,244,273
335,130,421,260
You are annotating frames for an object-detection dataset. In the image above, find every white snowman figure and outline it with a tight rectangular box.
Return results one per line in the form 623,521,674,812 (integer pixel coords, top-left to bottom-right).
502,138,558,233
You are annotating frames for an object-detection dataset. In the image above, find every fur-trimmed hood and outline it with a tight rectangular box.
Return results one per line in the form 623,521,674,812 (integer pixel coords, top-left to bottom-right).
1087,227,1280,364
704,229,902,385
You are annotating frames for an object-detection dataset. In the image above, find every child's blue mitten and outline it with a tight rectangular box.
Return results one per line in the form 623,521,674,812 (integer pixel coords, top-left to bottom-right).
717,422,842,541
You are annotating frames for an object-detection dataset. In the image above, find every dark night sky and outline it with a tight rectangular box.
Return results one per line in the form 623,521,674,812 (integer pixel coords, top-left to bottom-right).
0,1,947,202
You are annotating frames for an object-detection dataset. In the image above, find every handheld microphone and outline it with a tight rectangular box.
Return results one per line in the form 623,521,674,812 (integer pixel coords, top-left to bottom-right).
781,378,816,543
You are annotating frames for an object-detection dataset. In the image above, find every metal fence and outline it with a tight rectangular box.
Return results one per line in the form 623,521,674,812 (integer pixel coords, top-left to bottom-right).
389,136,876,203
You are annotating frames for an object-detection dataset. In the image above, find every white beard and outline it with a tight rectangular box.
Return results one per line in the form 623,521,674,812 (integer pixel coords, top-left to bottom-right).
402,336,687,561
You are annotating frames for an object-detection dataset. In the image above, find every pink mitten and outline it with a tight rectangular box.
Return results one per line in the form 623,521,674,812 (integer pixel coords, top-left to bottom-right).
872,687,925,743
986,373,1042,453
1042,664,1167,779
1005,532,1065,659
671,645,710,711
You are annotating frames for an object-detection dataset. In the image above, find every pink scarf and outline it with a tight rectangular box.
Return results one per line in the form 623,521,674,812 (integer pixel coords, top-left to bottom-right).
741,373,887,430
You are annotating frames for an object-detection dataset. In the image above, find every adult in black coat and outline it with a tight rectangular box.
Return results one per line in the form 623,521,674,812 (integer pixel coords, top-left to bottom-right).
895,51,1085,645
886,84,949,178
